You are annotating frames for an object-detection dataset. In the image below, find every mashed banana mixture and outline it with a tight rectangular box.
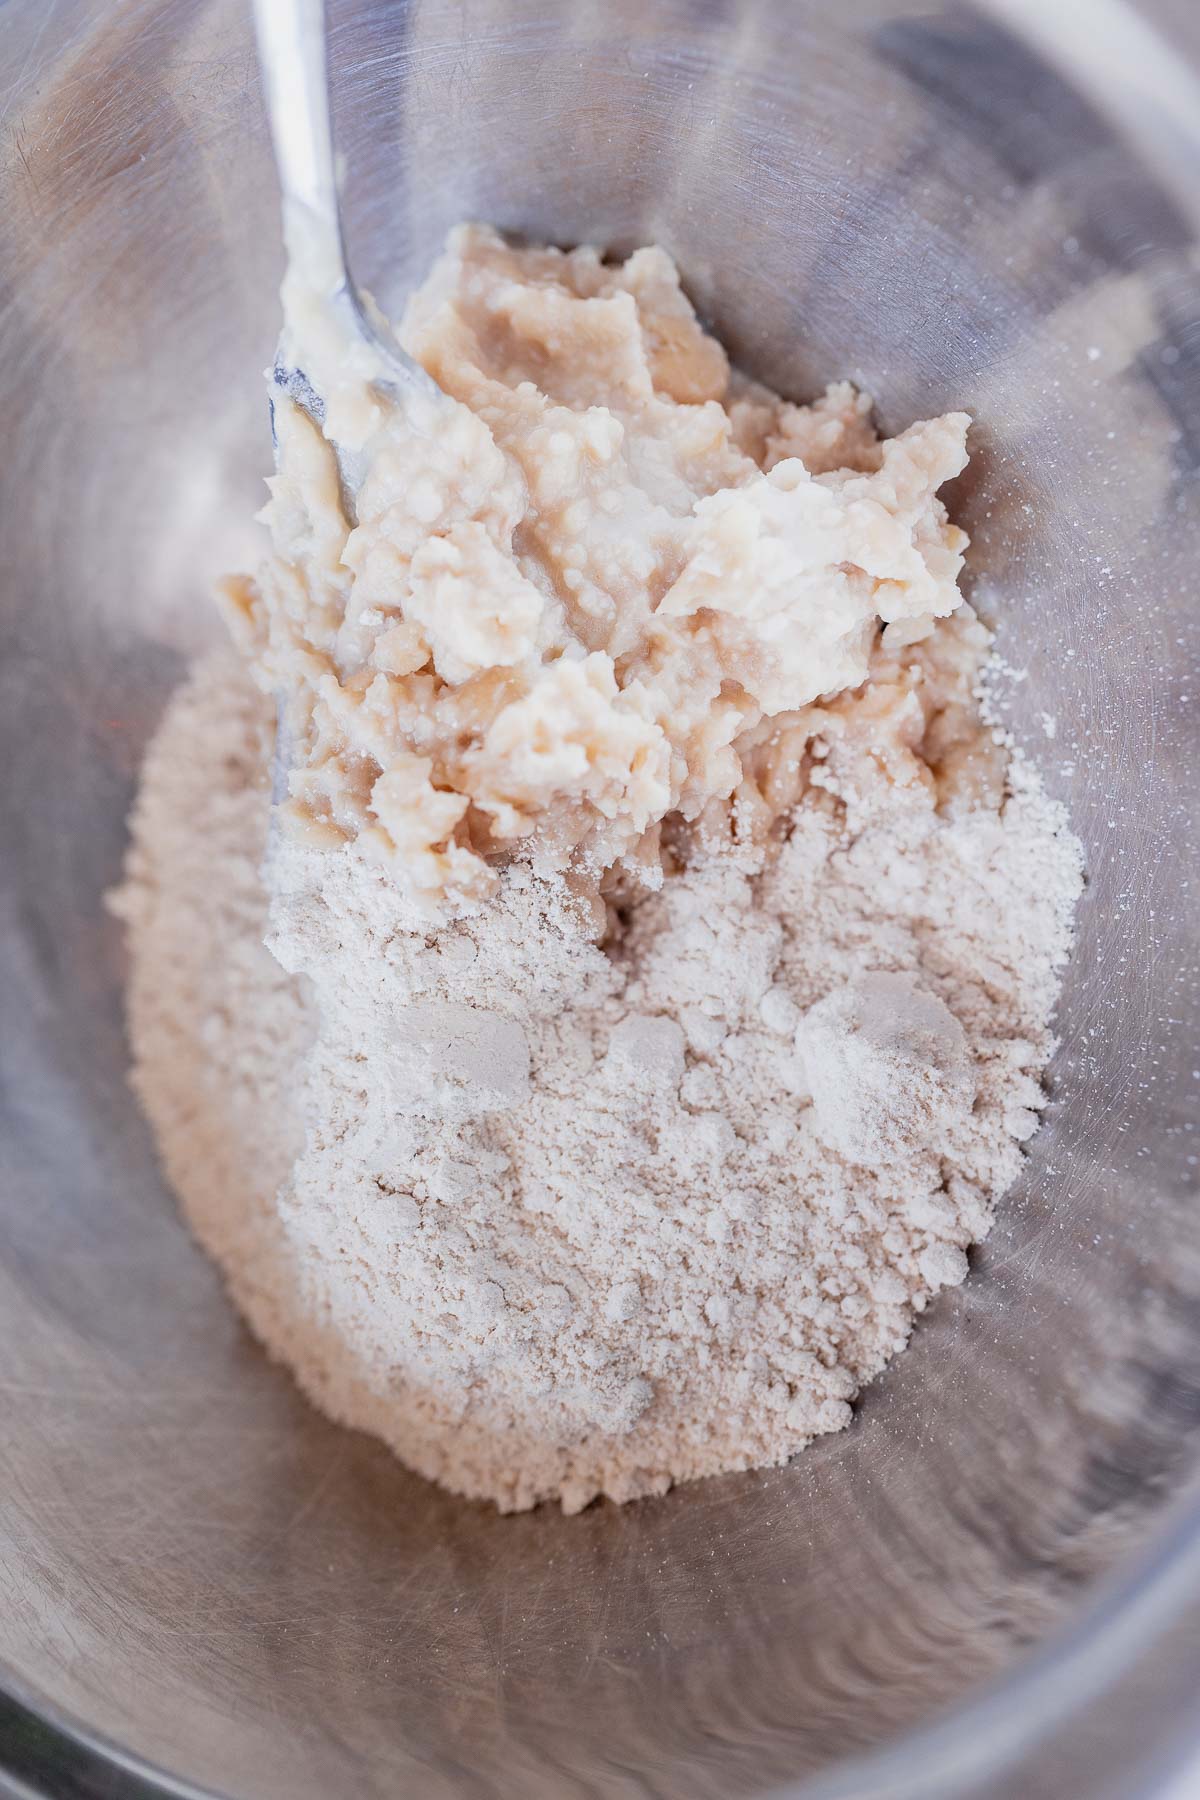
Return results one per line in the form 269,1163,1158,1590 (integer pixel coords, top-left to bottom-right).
114,227,1081,1511
221,226,972,910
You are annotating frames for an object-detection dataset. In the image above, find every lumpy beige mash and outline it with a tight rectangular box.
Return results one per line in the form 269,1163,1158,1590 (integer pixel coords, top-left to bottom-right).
221,225,971,910
113,227,1081,1511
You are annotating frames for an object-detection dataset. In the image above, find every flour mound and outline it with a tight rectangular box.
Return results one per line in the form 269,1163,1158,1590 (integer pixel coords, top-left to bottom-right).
114,228,1082,1513
113,644,1080,1513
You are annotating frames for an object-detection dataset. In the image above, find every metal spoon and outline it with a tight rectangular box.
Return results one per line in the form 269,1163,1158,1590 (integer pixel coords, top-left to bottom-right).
252,0,441,501
252,0,442,806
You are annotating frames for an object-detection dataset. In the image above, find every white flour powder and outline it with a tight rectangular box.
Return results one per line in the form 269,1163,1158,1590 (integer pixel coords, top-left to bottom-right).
113,625,1081,1512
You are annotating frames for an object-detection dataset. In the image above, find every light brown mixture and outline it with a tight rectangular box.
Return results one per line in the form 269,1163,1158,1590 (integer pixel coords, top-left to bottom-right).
221,224,972,911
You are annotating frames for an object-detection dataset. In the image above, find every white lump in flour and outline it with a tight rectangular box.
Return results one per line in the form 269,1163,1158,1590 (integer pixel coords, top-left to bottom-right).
112,226,1082,1512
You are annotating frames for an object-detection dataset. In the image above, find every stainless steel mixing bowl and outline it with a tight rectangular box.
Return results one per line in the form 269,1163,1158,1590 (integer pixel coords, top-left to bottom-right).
2,2,1199,1795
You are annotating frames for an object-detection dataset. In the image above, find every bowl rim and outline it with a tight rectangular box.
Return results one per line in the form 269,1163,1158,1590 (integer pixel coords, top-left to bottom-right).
2,0,1199,1796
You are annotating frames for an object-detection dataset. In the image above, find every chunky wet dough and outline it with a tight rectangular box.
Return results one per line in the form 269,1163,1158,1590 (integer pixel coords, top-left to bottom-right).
222,225,971,911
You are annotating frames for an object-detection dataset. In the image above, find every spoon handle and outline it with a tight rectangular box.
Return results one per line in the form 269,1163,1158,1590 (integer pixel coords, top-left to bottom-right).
252,0,348,290
252,0,440,403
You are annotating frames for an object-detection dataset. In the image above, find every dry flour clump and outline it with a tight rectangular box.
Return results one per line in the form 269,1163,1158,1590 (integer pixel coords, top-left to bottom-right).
114,632,1080,1513
795,972,975,1163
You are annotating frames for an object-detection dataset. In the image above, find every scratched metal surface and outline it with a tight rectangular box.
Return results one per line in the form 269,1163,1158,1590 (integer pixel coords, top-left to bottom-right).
0,2,1198,1796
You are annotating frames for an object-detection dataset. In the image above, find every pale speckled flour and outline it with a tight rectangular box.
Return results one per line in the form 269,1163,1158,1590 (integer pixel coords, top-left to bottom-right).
112,633,1080,1512
112,227,1082,1512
